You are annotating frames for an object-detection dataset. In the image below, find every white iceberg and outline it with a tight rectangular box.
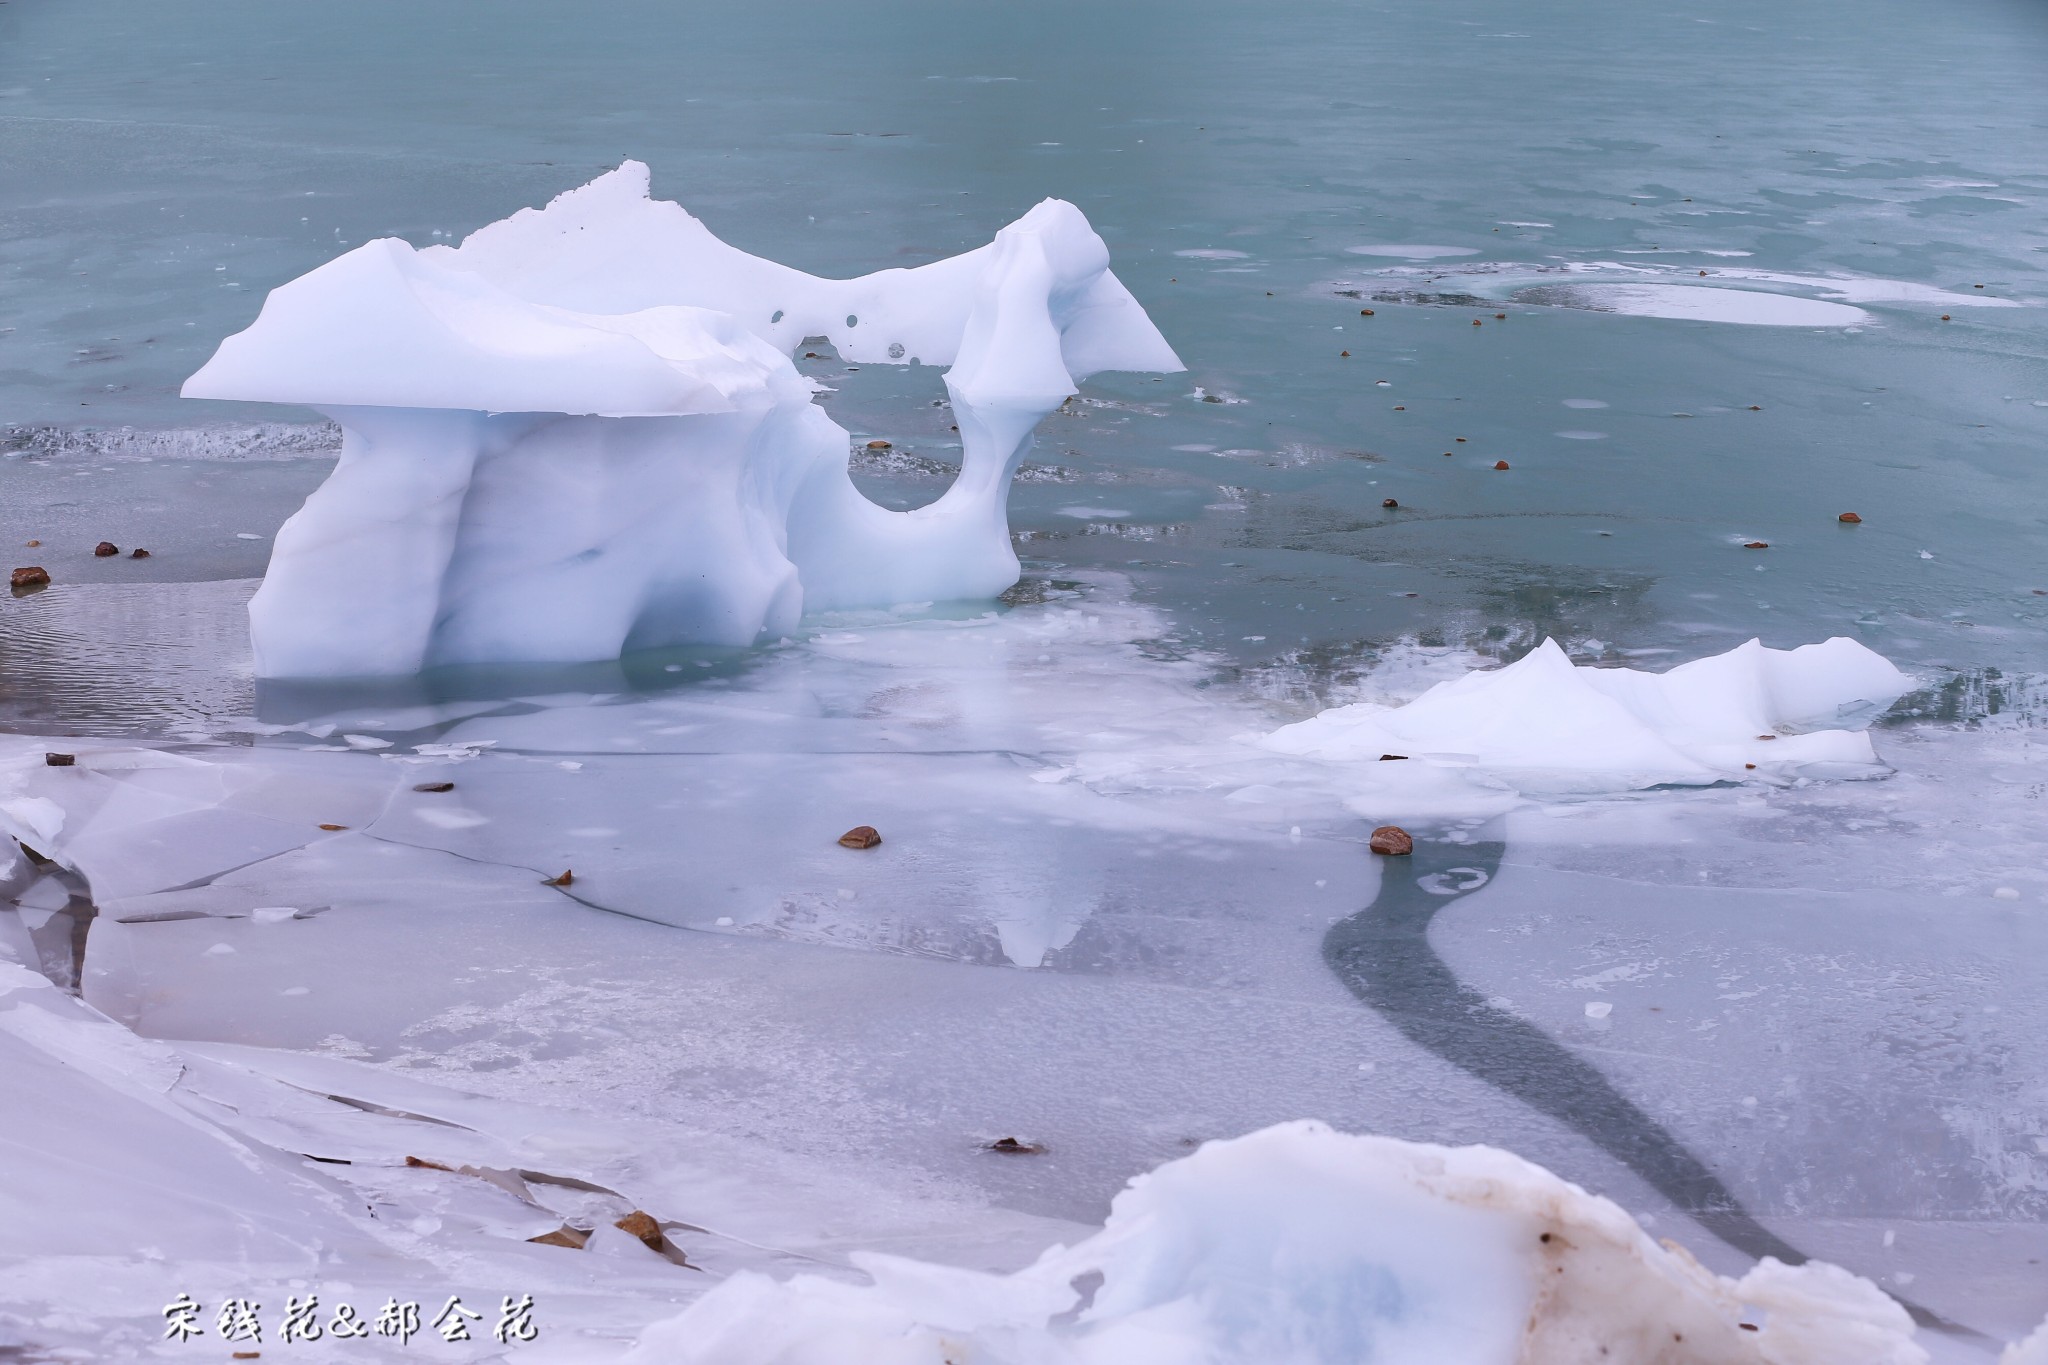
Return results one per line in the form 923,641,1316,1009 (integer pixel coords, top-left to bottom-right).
1264,638,1913,795
184,162,1181,677
622,1119,1925,1365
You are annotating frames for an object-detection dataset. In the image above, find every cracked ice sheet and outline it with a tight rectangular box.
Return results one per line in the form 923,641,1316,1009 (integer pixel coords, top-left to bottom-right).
2,922,1085,1361
11,586,2048,1351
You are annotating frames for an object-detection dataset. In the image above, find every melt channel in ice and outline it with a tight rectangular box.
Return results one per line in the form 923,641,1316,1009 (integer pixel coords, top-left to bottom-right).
1261,637,1915,798
623,1120,1926,1365
182,162,1183,677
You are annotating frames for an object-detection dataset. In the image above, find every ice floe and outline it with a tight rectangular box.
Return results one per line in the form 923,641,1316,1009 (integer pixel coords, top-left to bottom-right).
184,162,1181,676
623,1120,1926,1365
1264,638,1913,797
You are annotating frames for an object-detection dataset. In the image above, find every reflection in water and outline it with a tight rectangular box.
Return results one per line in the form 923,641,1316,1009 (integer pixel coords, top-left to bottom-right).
1323,832,1980,1336
1325,833,1801,1258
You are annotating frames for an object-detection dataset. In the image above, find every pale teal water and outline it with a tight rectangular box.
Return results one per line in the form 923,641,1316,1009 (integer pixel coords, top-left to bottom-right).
4,0,2046,690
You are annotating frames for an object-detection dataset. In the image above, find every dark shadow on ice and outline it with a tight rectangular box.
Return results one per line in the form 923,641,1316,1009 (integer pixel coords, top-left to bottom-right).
1322,832,1977,1337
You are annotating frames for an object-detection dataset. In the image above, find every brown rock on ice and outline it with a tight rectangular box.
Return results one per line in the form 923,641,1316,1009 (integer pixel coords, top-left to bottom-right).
11,566,50,590
529,1226,590,1250
413,781,456,793
542,869,574,886
987,1136,1047,1154
1837,512,1862,524
1743,541,1768,549
1493,460,1511,470
130,548,151,558
93,541,119,557
1382,498,1399,509
838,825,883,849
615,1210,665,1250
1369,825,1414,856
45,753,75,767
866,439,892,450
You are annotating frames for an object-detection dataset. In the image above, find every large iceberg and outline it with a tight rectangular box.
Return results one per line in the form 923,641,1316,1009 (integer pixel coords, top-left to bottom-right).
183,163,1182,677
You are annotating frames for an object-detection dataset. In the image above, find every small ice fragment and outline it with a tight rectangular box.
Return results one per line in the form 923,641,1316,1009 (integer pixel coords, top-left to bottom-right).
1315,879,1327,887
1741,1096,1759,1108
250,906,299,924
1357,1061,1375,1072
1994,886,2021,900
557,761,583,771
235,532,264,540
1583,1001,1612,1019
1882,1229,1895,1247
205,943,236,956
342,733,392,750
714,916,734,927
1919,551,1934,559
281,986,310,996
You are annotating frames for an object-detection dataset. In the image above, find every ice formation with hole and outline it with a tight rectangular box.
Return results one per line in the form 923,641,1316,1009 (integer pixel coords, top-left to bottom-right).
622,1120,1925,1365
182,162,1182,677
1263,637,1914,795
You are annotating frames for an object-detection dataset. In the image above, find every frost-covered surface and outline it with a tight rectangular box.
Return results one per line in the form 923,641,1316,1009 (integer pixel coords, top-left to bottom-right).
1264,637,1913,798
1,598,2044,1358
626,1121,1924,1365
182,163,1182,676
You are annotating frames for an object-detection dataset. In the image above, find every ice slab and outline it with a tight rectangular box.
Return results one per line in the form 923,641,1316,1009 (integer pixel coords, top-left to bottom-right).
625,1120,1925,1365
183,163,1183,676
1264,637,1913,798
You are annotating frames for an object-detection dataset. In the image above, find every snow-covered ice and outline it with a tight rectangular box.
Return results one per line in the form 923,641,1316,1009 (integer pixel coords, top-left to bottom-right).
627,1121,1924,1365
184,163,1182,676
1264,637,1913,797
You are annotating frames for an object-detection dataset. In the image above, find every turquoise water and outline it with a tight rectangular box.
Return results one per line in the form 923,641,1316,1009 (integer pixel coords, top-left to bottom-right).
5,0,2046,681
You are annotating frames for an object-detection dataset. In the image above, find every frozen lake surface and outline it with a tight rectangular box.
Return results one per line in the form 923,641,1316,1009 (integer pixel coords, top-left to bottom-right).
3,0,2047,1358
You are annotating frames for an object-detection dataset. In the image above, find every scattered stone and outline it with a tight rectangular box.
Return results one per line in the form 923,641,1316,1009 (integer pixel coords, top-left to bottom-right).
11,566,50,590
1493,459,1511,470
405,1155,454,1171
1339,350,1350,357
93,541,119,557
1837,512,1861,523
1941,314,1951,321
44,753,75,767
615,1210,666,1249
838,825,883,849
987,1137,1047,1155
130,548,151,558
318,823,348,831
542,869,574,886
1381,498,1399,508
529,1226,590,1250
1494,312,1506,320
1369,825,1414,856
1744,763,1757,770
1743,541,1768,549
1756,734,1777,741
1360,308,1374,316
804,351,820,358
413,781,456,793
24,540,39,547
1455,437,1467,443
1379,754,1408,761
1471,319,1483,326
1699,269,1708,276
865,439,892,450
1747,405,1762,411
232,1354,261,1361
